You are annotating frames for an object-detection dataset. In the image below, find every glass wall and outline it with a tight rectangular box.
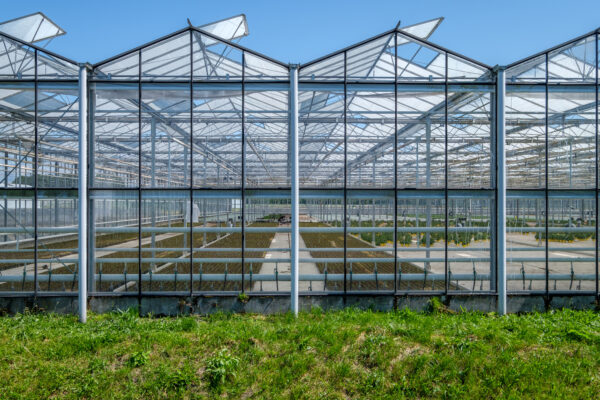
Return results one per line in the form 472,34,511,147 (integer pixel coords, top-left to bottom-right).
0,35,79,294
298,30,495,294
0,23,597,300
506,32,599,294
90,29,290,295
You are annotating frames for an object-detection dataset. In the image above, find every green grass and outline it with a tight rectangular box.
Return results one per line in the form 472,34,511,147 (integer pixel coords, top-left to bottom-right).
0,307,599,399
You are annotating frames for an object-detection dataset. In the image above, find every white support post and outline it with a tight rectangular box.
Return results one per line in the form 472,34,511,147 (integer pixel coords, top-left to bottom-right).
290,65,299,316
78,64,88,323
496,67,507,315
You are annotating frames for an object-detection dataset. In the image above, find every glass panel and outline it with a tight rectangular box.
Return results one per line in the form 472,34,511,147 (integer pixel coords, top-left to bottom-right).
299,190,344,292
141,83,190,188
299,53,344,82
0,36,35,79
346,190,394,292
447,192,493,292
37,82,79,188
245,190,290,293
399,18,442,39
37,52,78,80
244,83,289,187
36,190,78,292
548,86,595,189
0,83,35,188
548,35,597,83
447,85,493,189
346,85,394,188
397,84,445,188
193,83,242,188
548,193,596,292
397,191,446,291
94,50,139,80
91,83,140,188
506,192,546,292
192,190,241,292
192,33,242,80
506,85,546,189
299,84,344,188
142,32,190,81
244,52,288,81
506,54,546,83
396,33,445,82
0,190,34,292
141,191,190,292
447,54,490,82
346,34,395,81
91,190,139,293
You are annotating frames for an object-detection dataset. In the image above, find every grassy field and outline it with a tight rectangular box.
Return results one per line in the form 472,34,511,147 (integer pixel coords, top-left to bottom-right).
1,306,599,399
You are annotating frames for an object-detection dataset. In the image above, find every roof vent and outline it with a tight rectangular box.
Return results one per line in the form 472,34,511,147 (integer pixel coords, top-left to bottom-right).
0,12,65,43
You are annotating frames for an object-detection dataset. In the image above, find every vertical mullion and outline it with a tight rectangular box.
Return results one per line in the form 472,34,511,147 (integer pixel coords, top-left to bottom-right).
290,65,299,312
189,30,194,296
343,51,348,296
594,32,600,301
492,71,499,294
544,53,549,298
78,64,89,321
87,71,95,296
444,52,449,295
138,50,142,308
33,50,38,297
393,32,398,293
496,68,507,313
241,52,246,293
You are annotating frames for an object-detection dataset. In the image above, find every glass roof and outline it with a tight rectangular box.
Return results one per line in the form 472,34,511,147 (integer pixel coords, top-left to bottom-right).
507,32,598,82
299,20,491,82
0,15,598,190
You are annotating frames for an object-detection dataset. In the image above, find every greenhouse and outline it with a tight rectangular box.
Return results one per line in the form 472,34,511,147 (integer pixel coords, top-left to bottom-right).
0,13,598,318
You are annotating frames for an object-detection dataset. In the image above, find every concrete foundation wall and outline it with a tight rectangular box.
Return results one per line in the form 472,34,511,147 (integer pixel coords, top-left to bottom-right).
0,294,597,316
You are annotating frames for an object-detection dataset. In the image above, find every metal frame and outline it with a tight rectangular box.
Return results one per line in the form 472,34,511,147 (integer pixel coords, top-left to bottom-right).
496,67,506,314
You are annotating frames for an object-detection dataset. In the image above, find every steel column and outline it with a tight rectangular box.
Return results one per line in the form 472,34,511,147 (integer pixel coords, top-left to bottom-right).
290,65,299,315
496,67,507,315
78,64,88,323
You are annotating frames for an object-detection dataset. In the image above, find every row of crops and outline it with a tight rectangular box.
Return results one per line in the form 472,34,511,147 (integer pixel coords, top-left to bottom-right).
343,219,492,247
0,221,277,293
299,222,450,291
507,217,597,243
535,231,597,242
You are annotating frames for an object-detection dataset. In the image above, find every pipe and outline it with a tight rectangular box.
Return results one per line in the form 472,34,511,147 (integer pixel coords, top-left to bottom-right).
290,64,299,315
78,64,88,323
2,272,595,283
496,67,507,315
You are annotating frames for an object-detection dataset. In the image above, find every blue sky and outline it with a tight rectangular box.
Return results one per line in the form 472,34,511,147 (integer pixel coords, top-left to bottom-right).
3,0,600,66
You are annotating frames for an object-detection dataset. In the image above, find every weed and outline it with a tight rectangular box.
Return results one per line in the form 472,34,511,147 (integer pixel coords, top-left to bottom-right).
205,348,240,390
361,370,385,392
161,366,196,393
238,292,250,304
178,316,197,332
566,329,594,343
128,350,150,368
427,297,445,314
359,333,388,368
